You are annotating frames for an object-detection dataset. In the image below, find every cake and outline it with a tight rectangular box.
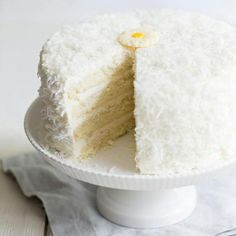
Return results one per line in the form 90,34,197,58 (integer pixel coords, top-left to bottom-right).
38,10,236,174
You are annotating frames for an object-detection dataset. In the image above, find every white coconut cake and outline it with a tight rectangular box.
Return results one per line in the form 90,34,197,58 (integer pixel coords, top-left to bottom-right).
38,10,236,174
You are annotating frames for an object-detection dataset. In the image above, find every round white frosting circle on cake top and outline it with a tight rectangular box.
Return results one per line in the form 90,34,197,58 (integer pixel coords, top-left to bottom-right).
117,27,158,49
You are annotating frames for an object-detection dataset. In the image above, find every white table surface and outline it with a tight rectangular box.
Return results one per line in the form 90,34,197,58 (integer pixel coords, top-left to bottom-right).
1,1,236,235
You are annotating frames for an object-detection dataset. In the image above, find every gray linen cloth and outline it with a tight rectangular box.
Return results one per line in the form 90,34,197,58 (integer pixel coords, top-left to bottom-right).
2,153,236,236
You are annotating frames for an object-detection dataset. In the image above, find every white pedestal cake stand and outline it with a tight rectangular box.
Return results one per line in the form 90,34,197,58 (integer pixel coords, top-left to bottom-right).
24,99,236,228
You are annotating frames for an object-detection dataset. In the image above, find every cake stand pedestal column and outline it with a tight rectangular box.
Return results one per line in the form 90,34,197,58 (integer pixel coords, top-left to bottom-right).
96,185,197,228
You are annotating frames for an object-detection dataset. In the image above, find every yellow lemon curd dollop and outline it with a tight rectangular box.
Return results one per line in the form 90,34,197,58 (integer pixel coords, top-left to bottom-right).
118,28,157,50
131,32,145,39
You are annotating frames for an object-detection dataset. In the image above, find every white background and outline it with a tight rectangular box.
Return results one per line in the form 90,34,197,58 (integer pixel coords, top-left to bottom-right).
0,0,236,158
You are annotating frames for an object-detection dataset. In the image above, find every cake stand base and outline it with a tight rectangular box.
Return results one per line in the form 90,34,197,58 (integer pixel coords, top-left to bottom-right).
96,185,197,228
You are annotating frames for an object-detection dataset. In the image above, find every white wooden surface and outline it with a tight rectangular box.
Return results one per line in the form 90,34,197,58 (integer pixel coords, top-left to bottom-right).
1,0,236,235
0,162,46,236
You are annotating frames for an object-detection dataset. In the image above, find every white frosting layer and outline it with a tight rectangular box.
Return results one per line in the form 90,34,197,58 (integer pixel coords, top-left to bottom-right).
134,19,236,173
38,9,236,173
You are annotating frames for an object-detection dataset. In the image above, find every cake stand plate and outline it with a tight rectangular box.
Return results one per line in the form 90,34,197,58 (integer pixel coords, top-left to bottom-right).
24,99,236,228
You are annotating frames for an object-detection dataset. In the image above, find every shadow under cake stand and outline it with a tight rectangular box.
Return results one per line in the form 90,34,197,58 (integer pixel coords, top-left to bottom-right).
24,99,236,228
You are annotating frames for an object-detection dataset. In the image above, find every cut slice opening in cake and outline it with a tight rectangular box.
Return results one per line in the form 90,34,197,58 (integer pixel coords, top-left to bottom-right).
65,55,136,158
63,28,158,159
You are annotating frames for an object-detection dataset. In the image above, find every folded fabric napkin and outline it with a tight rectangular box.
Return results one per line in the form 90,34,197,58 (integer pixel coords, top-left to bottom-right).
2,153,236,236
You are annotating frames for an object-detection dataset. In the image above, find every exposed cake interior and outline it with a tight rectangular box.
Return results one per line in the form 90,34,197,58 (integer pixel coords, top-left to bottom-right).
65,54,135,158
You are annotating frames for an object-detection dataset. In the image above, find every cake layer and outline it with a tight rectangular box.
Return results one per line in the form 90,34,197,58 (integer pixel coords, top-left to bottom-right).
66,68,134,119
79,114,135,158
66,55,133,94
74,94,134,139
66,64,133,99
